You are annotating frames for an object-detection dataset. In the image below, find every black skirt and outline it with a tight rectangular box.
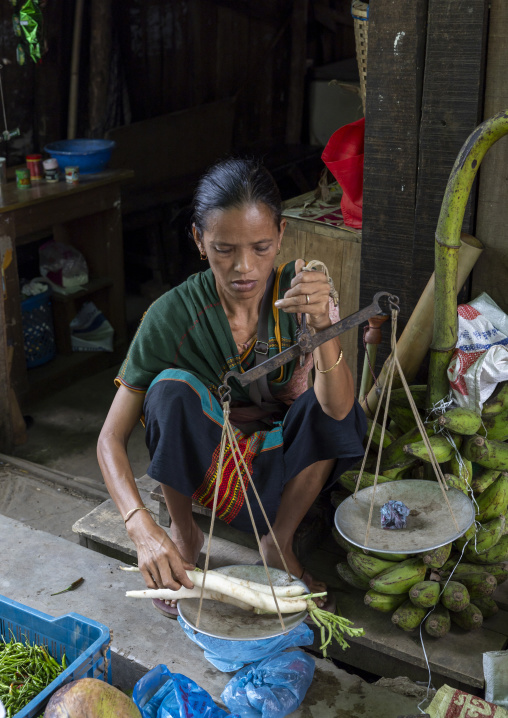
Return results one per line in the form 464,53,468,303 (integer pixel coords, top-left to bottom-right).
143,369,366,533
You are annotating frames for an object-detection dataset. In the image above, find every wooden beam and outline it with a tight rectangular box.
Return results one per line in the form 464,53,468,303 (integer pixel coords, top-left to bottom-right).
286,0,309,144
88,0,113,138
0,232,14,452
472,0,508,313
359,0,428,375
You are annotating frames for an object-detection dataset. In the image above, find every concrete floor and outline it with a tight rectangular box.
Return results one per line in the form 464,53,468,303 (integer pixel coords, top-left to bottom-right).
13,364,150,484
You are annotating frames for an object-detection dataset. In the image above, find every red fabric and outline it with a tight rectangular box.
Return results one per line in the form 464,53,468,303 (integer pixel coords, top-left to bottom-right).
321,116,365,229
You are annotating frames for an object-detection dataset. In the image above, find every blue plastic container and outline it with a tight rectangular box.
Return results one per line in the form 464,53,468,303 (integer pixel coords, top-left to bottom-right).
21,289,56,368
0,594,112,718
43,139,115,174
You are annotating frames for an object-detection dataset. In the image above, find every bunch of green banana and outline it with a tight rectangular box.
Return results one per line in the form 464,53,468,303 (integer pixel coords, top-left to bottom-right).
438,558,508,584
336,562,371,590
448,455,473,486
449,603,483,631
483,410,508,442
403,434,458,464
347,552,396,579
364,590,407,613
386,385,428,411
455,572,497,599
437,408,482,435
424,604,451,638
365,418,396,449
391,600,427,631
444,472,469,495
462,435,508,471
380,424,434,472
475,473,508,521
440,580,470,611
409,580,440,608
422,543,452,568
463,515,506,559
387,404,420,434
339,470,394,493
471,469,500,495
482,381,508,416
369,557,427,594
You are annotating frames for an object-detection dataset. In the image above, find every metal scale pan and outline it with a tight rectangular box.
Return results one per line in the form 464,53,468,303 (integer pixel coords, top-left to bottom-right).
335,479,475,554
178,565,308,640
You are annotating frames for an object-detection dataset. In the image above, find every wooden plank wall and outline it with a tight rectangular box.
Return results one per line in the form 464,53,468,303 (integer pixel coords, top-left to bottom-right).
472,0,508,313
115,0,295,148
359,0,489,377
360,0,428,352
412,0,487,297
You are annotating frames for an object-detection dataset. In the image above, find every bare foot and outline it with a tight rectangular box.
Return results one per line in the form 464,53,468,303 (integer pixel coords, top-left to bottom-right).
164,521,204,608
170,519,204,565
260,534,327,606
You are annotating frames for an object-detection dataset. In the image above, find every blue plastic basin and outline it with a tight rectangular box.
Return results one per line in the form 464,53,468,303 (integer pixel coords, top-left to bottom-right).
44,139,116,174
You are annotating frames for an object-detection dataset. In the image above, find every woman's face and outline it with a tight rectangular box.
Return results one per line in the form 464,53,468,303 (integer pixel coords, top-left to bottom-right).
193,203,286,304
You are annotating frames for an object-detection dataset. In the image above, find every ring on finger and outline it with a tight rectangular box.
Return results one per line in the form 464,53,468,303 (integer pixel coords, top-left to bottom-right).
306,294,310,305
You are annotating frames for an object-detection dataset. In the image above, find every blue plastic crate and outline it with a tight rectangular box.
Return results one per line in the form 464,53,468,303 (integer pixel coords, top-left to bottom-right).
0,595,112,718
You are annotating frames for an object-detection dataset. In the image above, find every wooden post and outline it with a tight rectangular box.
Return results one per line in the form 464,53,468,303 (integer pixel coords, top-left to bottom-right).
285,0,309,144
472,0,508,313
88,0,113,138
359,0,428,378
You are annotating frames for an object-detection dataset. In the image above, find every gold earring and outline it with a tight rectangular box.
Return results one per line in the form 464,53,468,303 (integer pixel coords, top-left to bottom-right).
276,248,281,255
200,250,207,260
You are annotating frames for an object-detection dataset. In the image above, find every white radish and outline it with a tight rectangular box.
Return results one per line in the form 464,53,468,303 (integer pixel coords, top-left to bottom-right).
219,574,305,597
126,587,253,611
186,570,308,613
119,565,305,597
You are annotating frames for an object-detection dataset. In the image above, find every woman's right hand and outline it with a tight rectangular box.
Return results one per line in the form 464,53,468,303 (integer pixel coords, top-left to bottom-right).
126,510,195,590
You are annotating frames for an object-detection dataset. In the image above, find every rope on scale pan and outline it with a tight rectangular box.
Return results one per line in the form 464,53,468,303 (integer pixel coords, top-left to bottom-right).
196,395,293,633
352,305,460,549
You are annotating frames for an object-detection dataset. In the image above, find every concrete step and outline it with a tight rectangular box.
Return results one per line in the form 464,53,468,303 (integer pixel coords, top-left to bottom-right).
0,515,420,717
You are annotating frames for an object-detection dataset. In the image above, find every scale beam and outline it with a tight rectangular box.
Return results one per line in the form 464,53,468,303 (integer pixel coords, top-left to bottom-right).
222,290,398,392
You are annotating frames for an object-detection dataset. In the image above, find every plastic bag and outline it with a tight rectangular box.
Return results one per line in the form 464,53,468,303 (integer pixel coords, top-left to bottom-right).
447,293,508,412
70,301,114,352
321,116,364,229
381,500,410,530
177,617,314,672
132,664,238,718
39,240,88,291
221,650,315,718
484,651,508,709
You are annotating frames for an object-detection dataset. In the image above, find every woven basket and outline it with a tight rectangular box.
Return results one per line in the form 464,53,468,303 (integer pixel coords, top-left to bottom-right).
351,0,369,114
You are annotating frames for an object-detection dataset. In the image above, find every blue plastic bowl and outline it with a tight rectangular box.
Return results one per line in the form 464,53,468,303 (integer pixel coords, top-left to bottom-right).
44,139,116,174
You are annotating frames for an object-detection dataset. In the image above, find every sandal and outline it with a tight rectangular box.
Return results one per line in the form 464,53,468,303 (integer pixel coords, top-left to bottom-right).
152,598,179,619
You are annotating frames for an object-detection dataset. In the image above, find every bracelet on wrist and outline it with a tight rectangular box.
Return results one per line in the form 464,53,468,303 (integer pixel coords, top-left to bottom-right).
316,349,343,374
123,506,155,525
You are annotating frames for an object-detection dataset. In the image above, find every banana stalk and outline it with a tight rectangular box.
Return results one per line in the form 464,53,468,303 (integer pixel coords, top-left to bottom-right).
428,111,508,407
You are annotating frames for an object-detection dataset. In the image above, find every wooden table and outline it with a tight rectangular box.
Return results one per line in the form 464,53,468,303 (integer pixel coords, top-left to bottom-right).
0,169,133,451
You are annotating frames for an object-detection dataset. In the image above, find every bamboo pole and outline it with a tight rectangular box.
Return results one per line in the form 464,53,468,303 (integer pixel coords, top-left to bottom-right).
361,234,483,417
428,110,508,406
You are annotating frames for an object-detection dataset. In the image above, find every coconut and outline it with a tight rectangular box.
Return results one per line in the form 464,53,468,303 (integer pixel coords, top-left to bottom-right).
44,678,141,718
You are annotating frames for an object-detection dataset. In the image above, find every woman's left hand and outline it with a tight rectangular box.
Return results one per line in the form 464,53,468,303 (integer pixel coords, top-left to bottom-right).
274,258,331,331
